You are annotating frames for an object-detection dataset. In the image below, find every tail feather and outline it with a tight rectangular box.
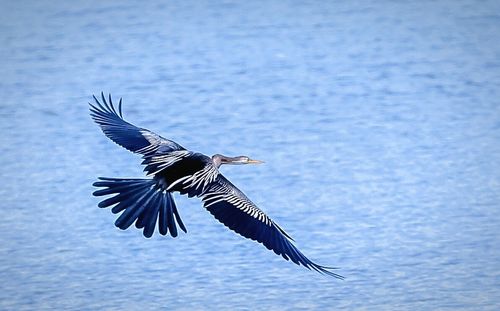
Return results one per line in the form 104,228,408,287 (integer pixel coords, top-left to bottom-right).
93,181,148,196
164,195,177,237
97,184,150,208
135,192,160,230
142,193,162,238
158,195,169,235
115,190,156,230
92,177,187,238
111,184,152,215
170,197,187,232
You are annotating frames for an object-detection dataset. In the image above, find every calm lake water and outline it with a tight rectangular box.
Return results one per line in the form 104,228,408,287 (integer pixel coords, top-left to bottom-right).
1,0,500,310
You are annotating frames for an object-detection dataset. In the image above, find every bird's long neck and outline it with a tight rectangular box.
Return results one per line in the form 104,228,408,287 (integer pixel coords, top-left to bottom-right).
212,154,239,168
212,154,224,168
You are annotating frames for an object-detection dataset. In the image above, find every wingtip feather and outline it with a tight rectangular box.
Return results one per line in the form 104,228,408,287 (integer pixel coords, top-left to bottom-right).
118,98,123,117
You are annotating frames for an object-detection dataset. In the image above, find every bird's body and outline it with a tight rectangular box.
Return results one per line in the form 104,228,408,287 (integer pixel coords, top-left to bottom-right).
90,93,343,278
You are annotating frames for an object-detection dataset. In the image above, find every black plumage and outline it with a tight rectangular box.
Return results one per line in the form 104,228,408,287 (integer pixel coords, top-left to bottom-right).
90,93,343,279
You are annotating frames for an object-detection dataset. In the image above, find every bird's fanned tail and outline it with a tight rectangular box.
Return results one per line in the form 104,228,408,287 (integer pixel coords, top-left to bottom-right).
92,177,187,237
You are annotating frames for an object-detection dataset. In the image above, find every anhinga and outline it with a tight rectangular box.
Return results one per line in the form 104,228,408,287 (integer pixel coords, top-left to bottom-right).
90,93,343,279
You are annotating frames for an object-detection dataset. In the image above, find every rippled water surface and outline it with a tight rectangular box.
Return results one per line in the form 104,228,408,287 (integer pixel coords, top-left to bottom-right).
1,1,500,310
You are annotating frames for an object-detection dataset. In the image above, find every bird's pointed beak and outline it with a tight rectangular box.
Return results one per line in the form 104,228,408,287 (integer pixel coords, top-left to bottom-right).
247,159,264,164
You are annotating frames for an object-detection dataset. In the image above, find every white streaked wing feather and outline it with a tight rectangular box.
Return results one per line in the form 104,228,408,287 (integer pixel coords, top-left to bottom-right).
201,176,272,226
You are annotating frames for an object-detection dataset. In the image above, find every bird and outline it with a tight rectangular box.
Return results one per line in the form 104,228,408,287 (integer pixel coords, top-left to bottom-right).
89,93,343,279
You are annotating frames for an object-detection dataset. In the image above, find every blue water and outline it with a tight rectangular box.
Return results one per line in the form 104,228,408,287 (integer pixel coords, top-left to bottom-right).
1,0,500,309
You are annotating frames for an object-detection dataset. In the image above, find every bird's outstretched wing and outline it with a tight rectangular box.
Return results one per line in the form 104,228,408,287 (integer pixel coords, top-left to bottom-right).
89,93,185,155
201,175,344,279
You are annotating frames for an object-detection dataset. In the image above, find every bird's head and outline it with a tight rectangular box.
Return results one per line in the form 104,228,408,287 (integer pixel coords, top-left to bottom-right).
212,154,264,168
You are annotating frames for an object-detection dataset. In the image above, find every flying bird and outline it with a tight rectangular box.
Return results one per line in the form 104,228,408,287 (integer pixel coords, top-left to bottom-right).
89,93,343,279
